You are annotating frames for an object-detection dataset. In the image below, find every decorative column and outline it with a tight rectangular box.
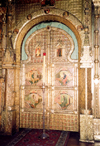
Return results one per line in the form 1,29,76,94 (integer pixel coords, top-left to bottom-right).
92,4,100,141
0,7,6,132
80,28,93,143
93,7,99,118
1,0,16,135
79,0,93,142
20,64,25,112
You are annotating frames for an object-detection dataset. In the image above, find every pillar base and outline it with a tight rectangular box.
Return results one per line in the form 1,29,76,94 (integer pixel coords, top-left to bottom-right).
79,139,94,143
94,119,100,141
80,114,94,142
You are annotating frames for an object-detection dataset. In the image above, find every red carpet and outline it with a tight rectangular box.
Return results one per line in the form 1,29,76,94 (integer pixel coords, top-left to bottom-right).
6,129,70,146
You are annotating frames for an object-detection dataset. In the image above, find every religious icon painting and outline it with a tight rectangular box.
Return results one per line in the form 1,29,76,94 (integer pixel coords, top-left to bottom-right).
54,92,73,110
25,67,42,85
35,47,41,57
57,48,62,57
55,69,72,86
24,90,42,109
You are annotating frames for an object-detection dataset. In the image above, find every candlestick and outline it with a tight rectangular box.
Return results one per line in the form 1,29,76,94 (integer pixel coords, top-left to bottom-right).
43,52,46,83
38,52,49,139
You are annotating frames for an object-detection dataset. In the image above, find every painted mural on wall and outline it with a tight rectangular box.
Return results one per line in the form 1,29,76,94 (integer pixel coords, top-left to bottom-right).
54,91,73,110
25,90,42,109
55,68,73,86
25,67,42,85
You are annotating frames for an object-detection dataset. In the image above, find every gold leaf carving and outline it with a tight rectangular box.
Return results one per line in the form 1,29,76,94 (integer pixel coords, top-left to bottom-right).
3,49,14,64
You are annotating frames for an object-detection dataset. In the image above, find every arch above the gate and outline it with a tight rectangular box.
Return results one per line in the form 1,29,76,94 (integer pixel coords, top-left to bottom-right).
14,8,84,63
22,22,78,61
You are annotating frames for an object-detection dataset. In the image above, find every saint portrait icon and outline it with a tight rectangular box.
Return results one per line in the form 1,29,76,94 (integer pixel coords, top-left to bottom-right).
57,48,62,57
35,47,41,57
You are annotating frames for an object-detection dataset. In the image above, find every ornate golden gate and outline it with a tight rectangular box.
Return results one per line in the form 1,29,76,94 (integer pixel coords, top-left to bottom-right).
20,22,79,132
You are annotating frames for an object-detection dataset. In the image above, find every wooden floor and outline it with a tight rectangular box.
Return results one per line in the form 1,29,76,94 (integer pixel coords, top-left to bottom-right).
0,130,100,146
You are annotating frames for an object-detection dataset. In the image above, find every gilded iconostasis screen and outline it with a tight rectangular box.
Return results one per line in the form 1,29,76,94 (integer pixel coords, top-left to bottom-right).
20,22,79,131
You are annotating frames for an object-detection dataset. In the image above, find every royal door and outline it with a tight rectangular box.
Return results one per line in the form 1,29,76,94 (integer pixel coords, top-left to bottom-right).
20,22,79,132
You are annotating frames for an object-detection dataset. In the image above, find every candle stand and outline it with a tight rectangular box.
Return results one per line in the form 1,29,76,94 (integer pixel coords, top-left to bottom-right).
39,83,49,139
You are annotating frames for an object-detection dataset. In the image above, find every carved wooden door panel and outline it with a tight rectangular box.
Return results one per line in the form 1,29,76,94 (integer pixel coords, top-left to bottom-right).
20,25,79,132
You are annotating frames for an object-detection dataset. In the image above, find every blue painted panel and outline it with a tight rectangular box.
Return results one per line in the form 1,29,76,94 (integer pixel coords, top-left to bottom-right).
22,22,78,60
